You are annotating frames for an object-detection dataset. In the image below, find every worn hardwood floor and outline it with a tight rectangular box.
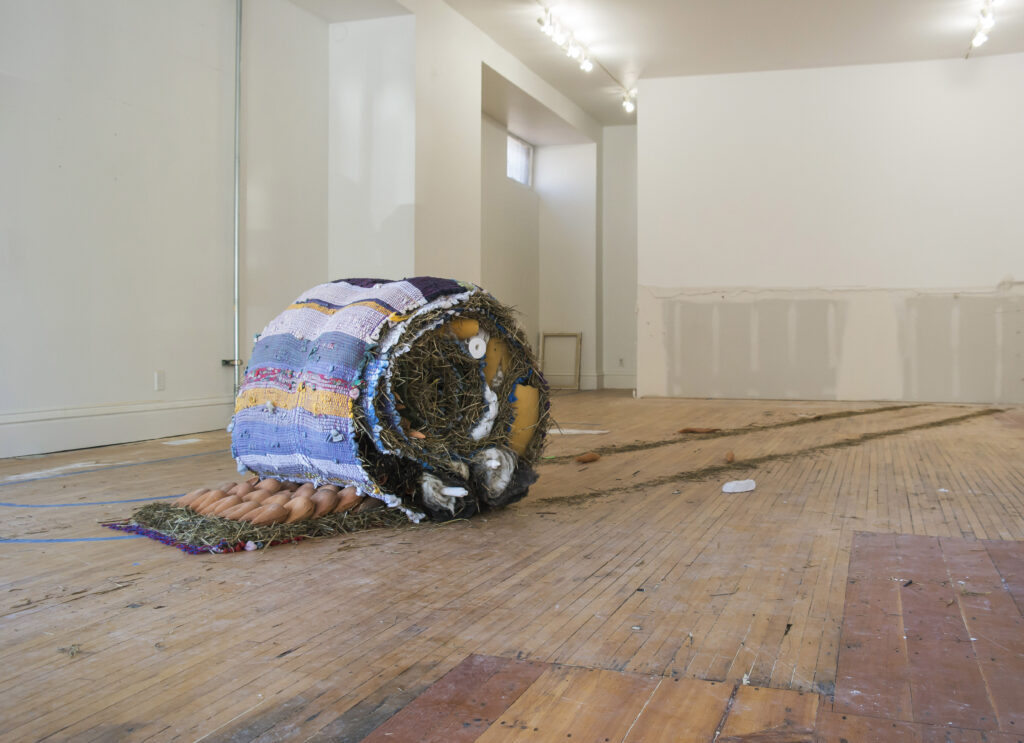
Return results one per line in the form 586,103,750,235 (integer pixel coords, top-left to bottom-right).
1,392,1022,742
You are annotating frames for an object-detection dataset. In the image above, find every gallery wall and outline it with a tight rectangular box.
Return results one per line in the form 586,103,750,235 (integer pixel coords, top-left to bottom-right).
601,125,638,389
328,14,415,282
637,53,1024,402
398,0,601,285
480,115,541,346
242,0,329,355
0,0,238,456
0,0,331,457
0,0,605,456
536,143,599,389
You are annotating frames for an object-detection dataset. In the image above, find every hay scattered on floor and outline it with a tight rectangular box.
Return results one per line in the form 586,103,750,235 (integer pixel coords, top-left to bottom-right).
108,502,413,553
542,402,927,464
539,407,1004,508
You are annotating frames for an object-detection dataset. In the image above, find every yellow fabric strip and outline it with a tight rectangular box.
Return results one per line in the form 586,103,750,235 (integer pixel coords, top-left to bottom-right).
287,302,335,315
234,385,353,418
287,300,398,317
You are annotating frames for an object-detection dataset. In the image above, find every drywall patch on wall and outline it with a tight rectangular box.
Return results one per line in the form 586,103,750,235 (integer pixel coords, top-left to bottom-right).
638,285,1024,404
647,290,845,400
832,292,904,401
903,292,1024,404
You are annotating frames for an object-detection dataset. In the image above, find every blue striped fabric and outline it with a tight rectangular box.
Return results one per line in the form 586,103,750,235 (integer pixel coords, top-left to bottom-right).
231,408,358,463
247,331,367,380
231,277,473,513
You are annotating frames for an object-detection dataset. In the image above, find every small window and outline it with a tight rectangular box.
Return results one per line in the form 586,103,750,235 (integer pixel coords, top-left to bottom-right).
507,134,533,186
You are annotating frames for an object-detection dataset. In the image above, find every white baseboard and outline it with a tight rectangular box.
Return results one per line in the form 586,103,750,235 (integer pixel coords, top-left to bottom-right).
0,397,234,458
601,373,636,390
546,372,601,391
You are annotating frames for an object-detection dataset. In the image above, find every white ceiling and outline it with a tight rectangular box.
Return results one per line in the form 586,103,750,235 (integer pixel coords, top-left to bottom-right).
290,0,409,23
482,64,594,145
445,0,1024,124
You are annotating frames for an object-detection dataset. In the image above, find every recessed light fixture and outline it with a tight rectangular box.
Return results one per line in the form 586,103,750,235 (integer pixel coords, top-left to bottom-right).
536,5,637,116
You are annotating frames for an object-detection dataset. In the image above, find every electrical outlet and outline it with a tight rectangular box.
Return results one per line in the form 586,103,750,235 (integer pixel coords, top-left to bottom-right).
154,370,166,391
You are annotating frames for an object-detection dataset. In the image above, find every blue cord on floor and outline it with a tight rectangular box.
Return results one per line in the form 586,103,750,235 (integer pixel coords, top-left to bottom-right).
0,494,181,508
0,535,145,543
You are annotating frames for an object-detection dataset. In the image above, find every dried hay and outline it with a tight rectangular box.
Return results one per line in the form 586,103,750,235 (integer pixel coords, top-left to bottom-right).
111,501,412,553
360,292,550,497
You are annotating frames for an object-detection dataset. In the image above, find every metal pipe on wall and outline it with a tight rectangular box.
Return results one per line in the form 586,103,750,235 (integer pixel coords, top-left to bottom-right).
232,0,243,395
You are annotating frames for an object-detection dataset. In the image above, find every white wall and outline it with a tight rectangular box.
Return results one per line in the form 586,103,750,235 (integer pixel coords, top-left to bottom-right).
397,0,601,285
243,0,328,350
481,116,540,345
637,53,1024,403
0,0,331,457
328,15,415,282
0,0,604,456
536,143,599,389
601,126,637,389
0,0,238,457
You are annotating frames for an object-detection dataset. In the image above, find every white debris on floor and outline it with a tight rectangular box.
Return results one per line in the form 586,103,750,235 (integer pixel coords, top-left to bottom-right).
722,479,756,493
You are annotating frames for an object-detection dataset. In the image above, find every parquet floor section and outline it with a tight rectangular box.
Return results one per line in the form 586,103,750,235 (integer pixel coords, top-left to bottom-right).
0,393,1022,742
835,533,1024,736
360,647,1024,742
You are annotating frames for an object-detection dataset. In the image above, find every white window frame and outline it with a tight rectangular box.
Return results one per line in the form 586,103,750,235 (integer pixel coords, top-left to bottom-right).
506,134,534,187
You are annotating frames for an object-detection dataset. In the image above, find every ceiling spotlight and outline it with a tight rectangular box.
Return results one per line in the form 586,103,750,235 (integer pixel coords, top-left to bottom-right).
534,5,624,107
539,10,553,36
968,0,997,53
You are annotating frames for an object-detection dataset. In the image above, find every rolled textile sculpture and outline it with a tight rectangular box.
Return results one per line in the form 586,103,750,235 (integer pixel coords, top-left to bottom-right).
229,276,549,522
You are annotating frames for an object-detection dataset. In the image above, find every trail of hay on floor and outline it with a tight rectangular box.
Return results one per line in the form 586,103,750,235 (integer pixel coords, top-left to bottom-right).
125,502,413,550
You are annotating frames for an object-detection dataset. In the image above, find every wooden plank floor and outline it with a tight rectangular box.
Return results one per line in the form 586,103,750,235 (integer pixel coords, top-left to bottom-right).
1,392,1022,742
